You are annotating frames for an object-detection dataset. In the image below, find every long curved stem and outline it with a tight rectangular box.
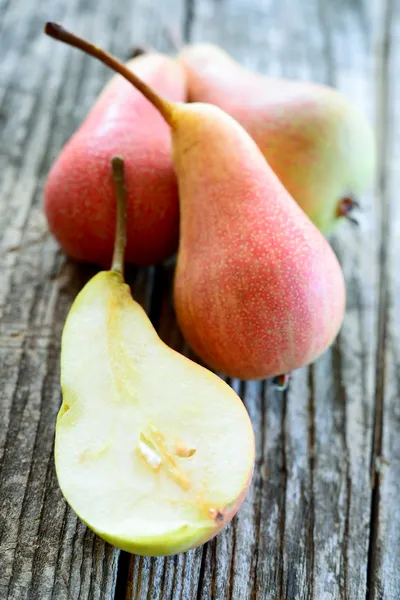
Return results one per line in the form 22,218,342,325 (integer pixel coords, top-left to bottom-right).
111,156,127,277
44,23,174,126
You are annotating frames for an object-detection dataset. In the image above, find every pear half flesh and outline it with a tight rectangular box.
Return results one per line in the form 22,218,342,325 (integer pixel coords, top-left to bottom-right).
56,271,255,556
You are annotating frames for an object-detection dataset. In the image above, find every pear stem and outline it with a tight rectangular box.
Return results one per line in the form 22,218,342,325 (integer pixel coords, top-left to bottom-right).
44,23,175,126
111,156,127,277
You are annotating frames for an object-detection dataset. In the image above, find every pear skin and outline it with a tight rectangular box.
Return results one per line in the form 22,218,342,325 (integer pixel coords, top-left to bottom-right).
179,43,376,234
45,52,186,267
55,157,255,556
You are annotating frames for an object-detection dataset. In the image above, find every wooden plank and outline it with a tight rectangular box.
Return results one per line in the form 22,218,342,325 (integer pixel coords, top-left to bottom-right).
1,0,396,599
0,0,172,597
175,0,379,599
305,3,379,597
367,0,400,597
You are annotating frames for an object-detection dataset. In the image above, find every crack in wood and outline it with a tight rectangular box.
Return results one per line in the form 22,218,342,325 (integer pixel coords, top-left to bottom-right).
145,555,156,600
366,0,393,597
332,336,351,600
250,381,266,600
184,0,195,42
158,558,168,600
228,510,237,600
307,368,316,600
316,0,336,86
278,386,288,600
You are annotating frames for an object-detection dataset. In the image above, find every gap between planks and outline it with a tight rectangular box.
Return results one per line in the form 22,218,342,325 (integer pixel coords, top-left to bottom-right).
366,0,394,597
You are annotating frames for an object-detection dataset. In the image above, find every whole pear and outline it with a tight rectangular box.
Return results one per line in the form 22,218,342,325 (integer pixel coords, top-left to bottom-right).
179,43,376,234
45,52,186,267
172,105,346,378
45,24,346,381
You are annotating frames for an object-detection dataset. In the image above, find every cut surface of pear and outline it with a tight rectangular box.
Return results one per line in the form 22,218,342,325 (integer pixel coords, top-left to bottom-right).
56,271,254,556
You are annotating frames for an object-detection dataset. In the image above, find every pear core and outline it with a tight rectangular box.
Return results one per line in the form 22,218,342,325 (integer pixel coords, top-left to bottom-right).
56,272,255,556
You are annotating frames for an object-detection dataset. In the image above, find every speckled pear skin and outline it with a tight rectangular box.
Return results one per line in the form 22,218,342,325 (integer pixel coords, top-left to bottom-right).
179,44,376,234
172,104,346,380
45,53,186,267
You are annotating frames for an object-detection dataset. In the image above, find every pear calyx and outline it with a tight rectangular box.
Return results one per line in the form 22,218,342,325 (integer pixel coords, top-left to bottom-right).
337,196,361,227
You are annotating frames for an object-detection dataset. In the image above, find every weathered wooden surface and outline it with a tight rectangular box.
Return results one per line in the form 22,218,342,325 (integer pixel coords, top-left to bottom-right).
0,0,398,598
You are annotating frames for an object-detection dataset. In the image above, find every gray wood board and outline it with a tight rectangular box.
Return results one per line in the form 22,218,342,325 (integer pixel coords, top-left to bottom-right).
367,0,400,598
0,0,397,598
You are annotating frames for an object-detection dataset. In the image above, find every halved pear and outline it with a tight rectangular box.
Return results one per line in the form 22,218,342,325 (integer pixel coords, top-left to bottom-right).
55,157,255,556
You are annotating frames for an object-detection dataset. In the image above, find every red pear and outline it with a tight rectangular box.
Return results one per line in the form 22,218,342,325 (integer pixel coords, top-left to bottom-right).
172,106,346,379
45,52,186,267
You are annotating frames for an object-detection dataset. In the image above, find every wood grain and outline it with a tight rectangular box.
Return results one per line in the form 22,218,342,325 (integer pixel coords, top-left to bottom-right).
367,0,400,597
0,0,398,598
0,0,153,598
